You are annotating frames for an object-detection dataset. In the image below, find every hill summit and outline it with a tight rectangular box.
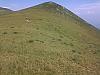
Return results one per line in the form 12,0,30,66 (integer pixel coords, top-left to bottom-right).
35,1,64,9
0,1,100,75
34,1,71,14
23,1,92,25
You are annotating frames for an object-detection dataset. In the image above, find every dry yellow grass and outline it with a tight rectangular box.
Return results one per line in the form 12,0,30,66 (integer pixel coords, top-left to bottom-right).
0,2,100,75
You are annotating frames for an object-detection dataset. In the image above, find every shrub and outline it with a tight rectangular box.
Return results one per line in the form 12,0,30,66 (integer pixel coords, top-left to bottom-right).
10,27,14,28
72,58,76,61
35,40,44,43
58,39,62,41
63,42,68,45
36,28,39,30
60,36,63,38
93,52,96,54
13,32,18,34
40,41,44,43
3,32,7,34
70,43,74,46
72,50,76,53
28,40,34,43
78,52,81,54
38,19,42,20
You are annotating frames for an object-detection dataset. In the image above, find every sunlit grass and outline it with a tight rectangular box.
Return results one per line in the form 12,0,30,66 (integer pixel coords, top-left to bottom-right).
0,2,100,75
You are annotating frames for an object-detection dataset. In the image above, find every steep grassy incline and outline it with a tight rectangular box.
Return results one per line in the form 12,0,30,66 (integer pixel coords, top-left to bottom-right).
0,7,13,16
0,2,100,75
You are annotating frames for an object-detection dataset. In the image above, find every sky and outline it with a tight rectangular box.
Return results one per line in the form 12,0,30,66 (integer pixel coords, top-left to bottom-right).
0,0,100,28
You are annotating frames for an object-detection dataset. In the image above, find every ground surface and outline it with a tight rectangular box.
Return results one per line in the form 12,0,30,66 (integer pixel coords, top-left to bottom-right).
0,2,100,75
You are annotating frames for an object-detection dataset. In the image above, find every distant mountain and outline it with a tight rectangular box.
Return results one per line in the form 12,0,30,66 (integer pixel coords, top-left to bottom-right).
0,1,100,75
0,7,13,16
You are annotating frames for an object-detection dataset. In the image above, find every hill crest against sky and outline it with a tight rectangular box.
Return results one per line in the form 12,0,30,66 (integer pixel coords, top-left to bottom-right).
0,7,13,15
1,1,98,30
0,1,99,28
0,0,99,28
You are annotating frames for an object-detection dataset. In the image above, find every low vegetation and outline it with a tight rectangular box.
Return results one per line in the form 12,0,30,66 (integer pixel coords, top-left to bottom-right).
0,1,100,75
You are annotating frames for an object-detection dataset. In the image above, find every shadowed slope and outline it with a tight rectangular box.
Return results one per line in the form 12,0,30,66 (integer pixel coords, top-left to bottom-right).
0,1,100,75
0,7,13,16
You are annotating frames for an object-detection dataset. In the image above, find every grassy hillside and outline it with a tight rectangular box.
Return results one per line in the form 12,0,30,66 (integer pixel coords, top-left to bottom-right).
0,7,13,16
0,2,100,75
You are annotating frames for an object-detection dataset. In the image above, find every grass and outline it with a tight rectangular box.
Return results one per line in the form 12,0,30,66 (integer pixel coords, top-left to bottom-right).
0,7,13,16
0,2,100,75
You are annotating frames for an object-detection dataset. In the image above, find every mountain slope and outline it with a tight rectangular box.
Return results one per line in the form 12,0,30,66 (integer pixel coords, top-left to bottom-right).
0,2,100,75
0,7,13,16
